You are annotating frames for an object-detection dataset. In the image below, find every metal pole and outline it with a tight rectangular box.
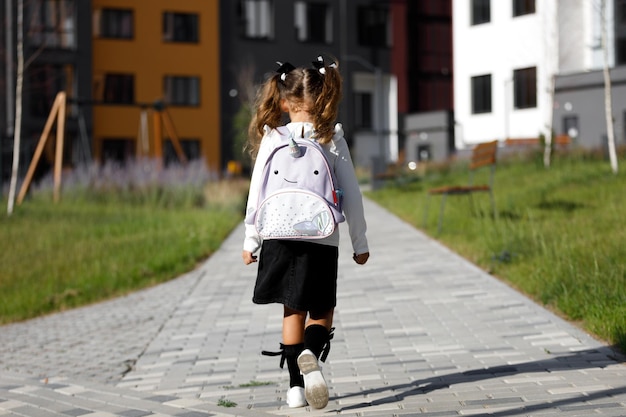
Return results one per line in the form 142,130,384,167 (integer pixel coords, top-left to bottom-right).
375,66,385,164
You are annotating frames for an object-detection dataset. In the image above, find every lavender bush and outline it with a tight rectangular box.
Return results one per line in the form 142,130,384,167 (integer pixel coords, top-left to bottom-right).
28,159,246,210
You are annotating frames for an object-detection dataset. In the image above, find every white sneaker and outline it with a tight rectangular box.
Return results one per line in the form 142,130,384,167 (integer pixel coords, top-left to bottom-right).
286,386,307,408
297,349,329,409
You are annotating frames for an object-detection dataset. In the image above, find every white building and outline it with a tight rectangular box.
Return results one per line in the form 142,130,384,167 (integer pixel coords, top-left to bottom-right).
452,0,613,148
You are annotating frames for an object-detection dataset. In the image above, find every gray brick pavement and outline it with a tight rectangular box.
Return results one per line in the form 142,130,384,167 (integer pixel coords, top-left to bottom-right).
1,198,625,416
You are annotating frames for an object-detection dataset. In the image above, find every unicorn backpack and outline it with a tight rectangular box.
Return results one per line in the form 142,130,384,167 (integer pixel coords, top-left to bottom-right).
245,126,345,239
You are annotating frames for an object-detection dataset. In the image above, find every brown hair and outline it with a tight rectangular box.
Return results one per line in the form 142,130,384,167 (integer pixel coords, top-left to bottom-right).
246,56,342,159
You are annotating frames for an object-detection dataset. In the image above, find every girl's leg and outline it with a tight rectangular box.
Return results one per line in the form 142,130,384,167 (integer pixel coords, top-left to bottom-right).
283,307,306,390
283,307,307,344
298,308,334,409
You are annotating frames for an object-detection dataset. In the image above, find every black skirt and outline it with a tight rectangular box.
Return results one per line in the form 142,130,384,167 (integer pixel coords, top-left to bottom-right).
253,240,339,312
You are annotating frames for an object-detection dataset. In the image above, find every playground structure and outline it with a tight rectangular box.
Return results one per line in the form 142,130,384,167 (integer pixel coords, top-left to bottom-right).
16,92,188,205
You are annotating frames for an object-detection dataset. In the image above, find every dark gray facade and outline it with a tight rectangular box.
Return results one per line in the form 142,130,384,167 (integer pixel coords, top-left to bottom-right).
0,0,92,184
219,0,393,170
399,2,454,165
553,66,626,150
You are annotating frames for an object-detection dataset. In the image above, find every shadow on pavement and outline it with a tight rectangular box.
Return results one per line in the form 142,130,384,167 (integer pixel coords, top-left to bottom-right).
335,346,626,414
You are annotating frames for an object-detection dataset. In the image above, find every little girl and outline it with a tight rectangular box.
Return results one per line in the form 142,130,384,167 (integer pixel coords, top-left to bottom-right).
242,56,369,409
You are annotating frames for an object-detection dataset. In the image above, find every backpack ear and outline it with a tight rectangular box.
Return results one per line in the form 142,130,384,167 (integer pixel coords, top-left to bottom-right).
288,134,303,158
334,123,344,139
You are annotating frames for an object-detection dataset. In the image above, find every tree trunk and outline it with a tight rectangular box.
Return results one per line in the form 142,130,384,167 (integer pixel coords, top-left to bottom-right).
544,75,555,168
601,0,618,174
7,0,23,215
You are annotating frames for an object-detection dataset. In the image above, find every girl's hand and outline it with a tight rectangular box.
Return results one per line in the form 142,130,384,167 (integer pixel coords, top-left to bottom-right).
242,251,257,265
353,252,369,265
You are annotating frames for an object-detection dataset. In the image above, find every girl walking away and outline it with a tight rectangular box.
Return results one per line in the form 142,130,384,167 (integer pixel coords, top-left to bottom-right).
242,56,369,409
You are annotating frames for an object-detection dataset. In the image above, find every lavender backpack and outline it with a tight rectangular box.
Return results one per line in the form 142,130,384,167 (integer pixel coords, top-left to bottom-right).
246,127,345,239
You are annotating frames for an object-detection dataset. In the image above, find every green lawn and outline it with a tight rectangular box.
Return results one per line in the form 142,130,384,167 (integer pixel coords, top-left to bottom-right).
0,179,247,324
368,150,626,353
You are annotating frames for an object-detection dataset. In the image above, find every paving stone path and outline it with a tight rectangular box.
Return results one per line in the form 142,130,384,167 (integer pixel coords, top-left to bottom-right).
1,198,625,416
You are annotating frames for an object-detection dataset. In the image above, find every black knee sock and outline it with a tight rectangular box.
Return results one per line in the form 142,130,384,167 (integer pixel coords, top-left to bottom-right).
304,324,332,360
283,343,304,387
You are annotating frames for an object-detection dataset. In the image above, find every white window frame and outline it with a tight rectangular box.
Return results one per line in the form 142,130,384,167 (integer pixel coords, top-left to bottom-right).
242,0,273,39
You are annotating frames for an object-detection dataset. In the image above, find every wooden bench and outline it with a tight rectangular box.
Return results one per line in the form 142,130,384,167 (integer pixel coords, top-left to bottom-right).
554,134,571,146
504,137,540,147
423,140,498,234
504,134,571,148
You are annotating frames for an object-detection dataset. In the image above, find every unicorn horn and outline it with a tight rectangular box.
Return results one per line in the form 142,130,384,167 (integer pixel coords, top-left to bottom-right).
289,134,302,158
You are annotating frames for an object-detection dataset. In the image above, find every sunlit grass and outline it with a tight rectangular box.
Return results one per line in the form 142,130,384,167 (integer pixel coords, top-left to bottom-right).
0,161,248,324
368,150,626,353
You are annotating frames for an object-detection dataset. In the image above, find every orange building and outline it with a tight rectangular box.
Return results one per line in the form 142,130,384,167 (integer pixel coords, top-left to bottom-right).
91,0,220,171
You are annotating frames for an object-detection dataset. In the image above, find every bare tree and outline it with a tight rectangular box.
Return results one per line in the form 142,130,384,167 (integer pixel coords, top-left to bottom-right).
544,0,617,172
7,0,67,214
7,0,23,215
544,74,555,168
600,0,618,173
543,0,559,169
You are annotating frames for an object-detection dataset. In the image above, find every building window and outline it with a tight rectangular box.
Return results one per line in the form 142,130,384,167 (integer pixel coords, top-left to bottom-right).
103,74,134,104
94,8,133,39
417,144,432,162
163,12,199,43
164,76,200,106
618,38,626,65
513,67,537,109
562,115,579,139
354,92,373,129
357,5,391,47
471,74,491,114
238,0,273,39
29,0,76,49
29,63,74,117
471,0,490,25
164,139,201,166
295,1,332,43
513,0,535,16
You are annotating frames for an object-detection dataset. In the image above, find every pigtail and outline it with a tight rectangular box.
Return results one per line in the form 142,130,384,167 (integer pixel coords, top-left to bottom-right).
312,58,342,145
246,75,283,159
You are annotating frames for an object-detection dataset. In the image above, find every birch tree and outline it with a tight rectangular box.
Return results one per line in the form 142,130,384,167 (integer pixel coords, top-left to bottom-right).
600,0,618,173
7,0,65,214
542,0,559,168
544,75,555,168
7,0,23,215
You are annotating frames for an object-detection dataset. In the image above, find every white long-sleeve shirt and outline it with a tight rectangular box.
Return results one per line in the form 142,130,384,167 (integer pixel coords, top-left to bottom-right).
243,122,369,256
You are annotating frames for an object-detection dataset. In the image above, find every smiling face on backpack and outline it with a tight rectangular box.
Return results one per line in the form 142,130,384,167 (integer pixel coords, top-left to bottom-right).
269,146,325,191
248,127,345,235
